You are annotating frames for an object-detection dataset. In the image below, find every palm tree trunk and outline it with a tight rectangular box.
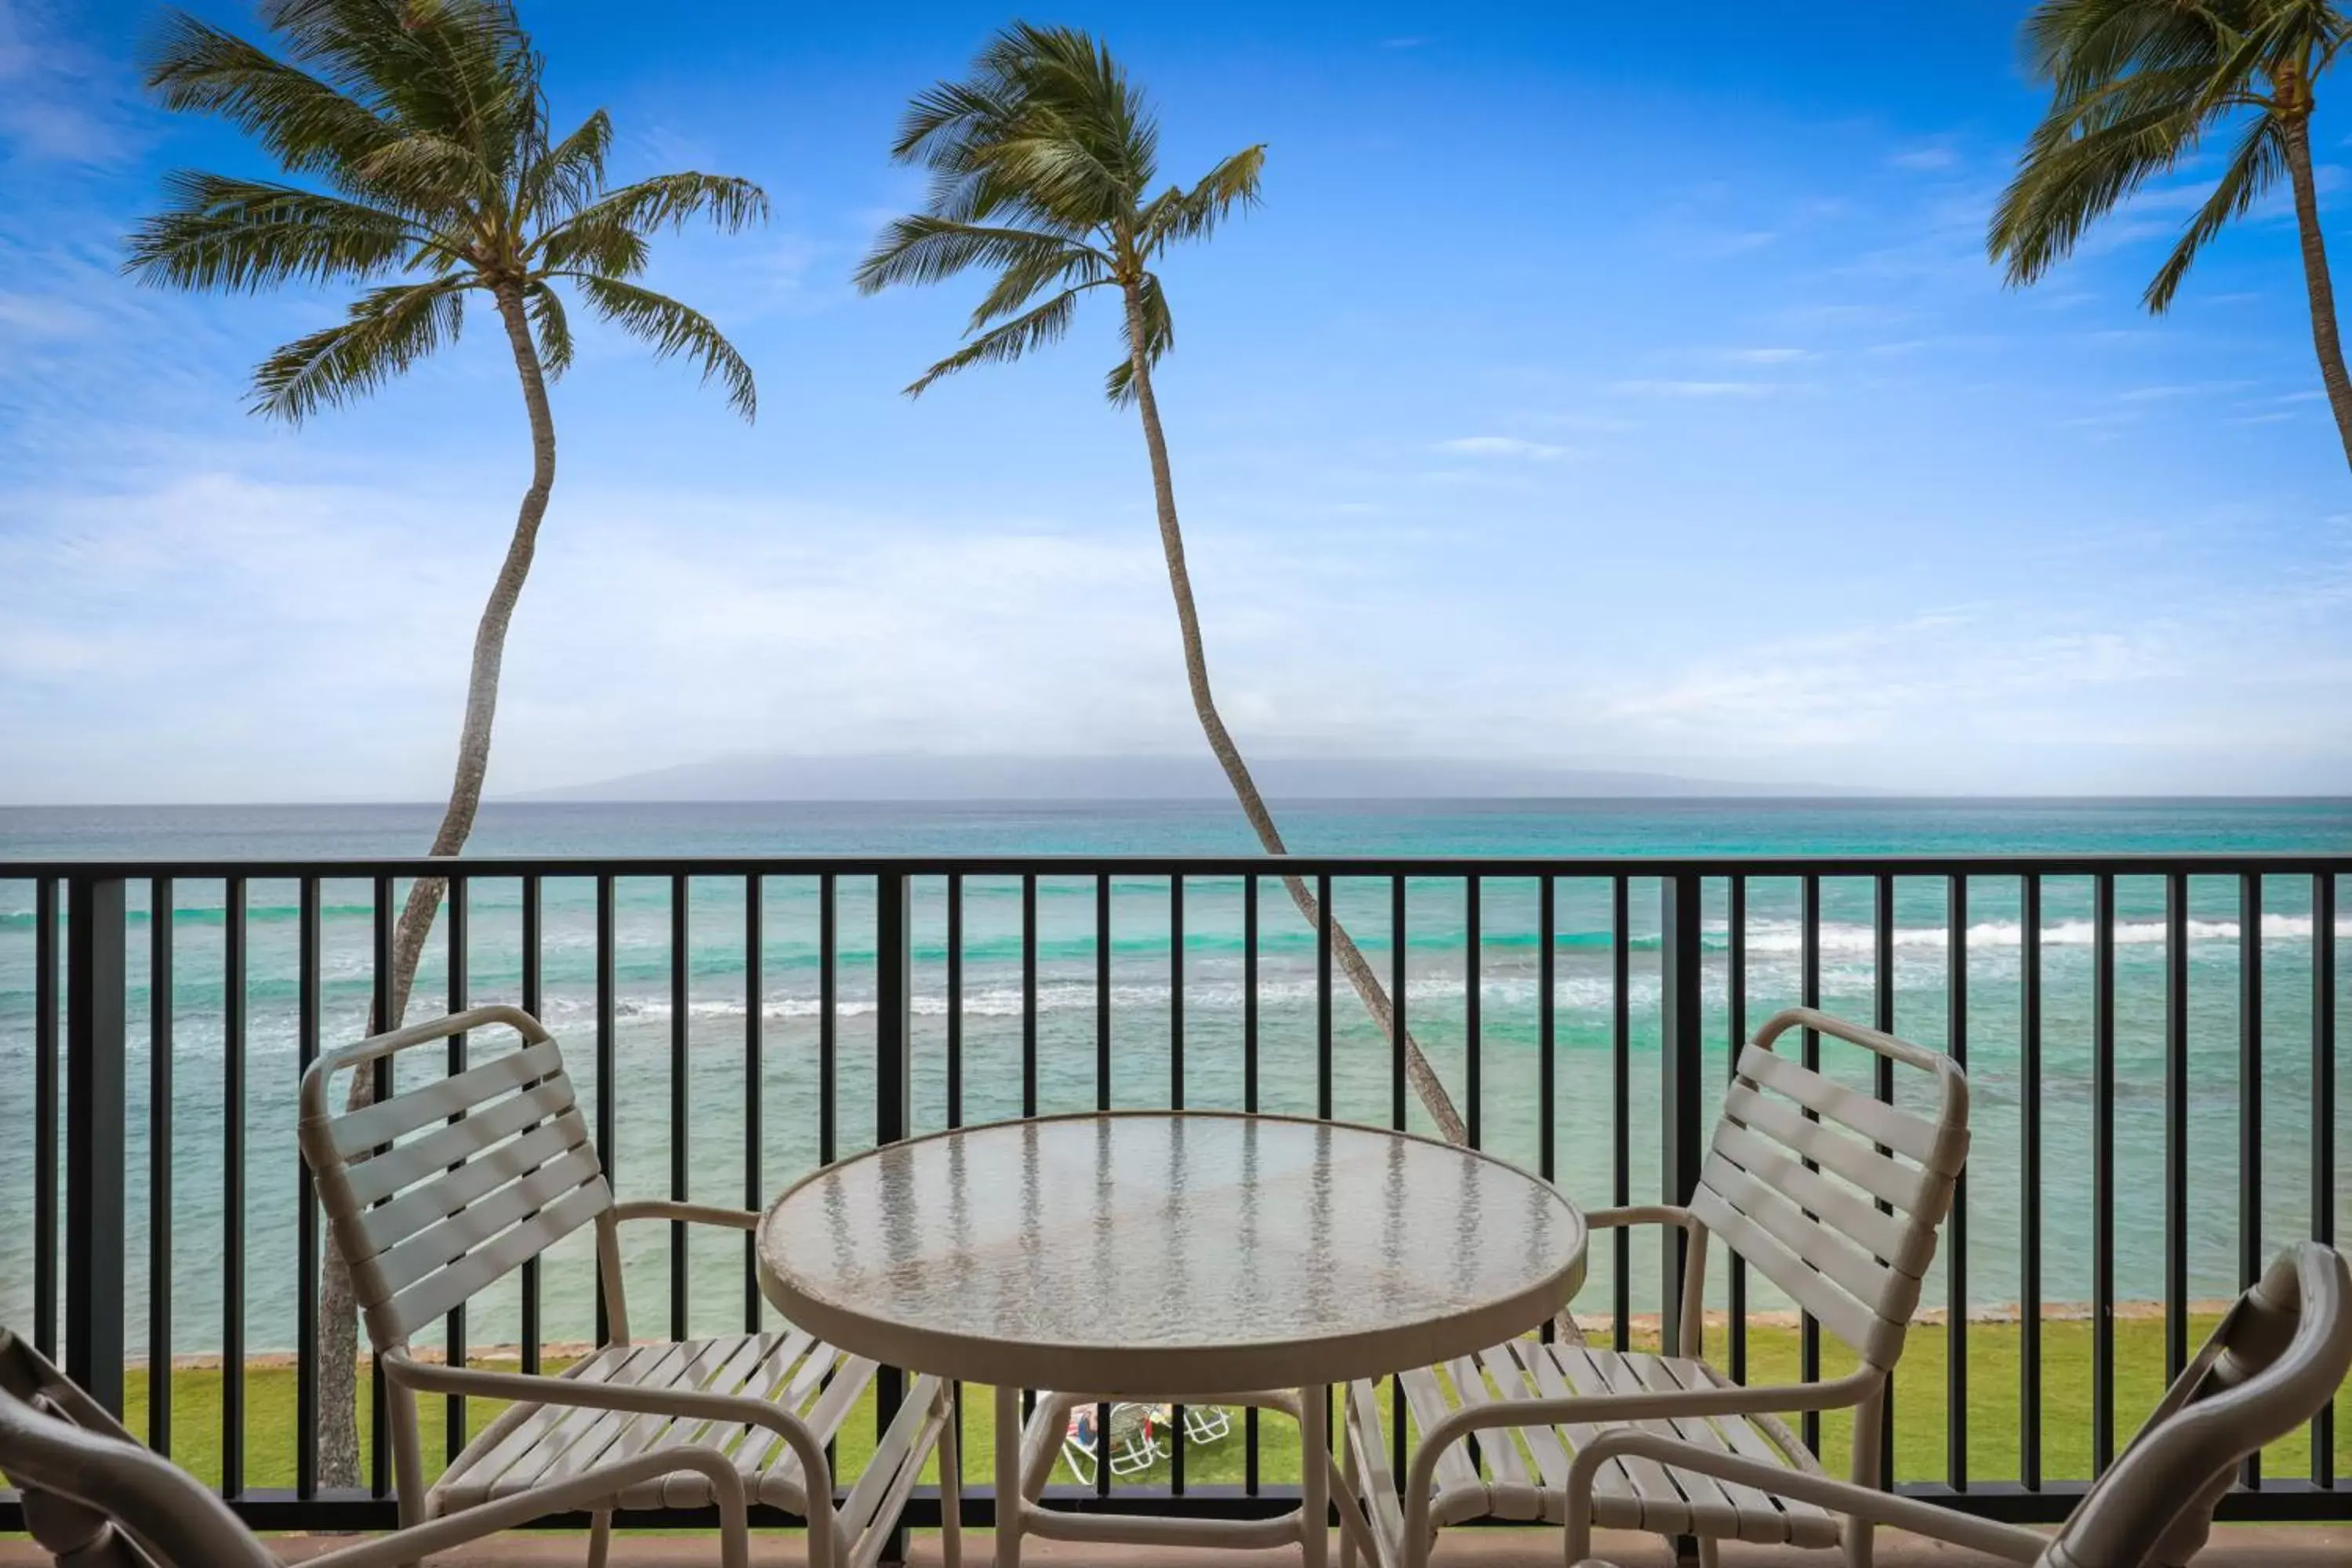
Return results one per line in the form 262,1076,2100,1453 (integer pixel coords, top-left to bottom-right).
1119,284,1467,1146
315,281,558,1488
2281,110,2352,473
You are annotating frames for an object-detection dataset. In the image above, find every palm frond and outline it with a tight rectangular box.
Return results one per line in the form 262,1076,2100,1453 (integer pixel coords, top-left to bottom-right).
967,238,1113,328
563,273,756,419
350,130,503,218
124,172,435,292
1140,144,1266,255
249,277,468,422
141,9,393,176
906,285,1091,396
1989,80,2209,285
551,172,769,241
1105,270,1171,405
524,280,573,377
522,107,613,223
855,214,1107,295
2146,113,2285,310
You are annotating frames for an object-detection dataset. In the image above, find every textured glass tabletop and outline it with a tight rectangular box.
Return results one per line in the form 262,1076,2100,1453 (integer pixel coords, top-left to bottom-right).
757,1111,1586,1395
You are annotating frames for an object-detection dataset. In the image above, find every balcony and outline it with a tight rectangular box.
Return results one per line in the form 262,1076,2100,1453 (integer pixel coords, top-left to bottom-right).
1,848,2345,1561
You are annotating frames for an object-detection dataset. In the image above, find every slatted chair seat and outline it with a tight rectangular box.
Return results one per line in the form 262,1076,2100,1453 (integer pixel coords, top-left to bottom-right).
300,1005,960,1568
1342,1341,1838,1557
1337,1007,1970,1568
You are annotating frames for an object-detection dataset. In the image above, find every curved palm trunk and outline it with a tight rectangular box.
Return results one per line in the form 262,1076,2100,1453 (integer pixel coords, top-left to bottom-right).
1119,285,1466,1147
316,281,557,1488
2281,110,2352,474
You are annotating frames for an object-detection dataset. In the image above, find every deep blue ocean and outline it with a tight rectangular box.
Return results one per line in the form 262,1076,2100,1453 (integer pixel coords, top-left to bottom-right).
2,797,2346,1356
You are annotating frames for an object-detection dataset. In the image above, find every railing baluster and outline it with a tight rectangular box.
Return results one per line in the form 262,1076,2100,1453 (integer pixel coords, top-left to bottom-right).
947,873,964,1130
1171,874,1185,1112
820,873,837,1162
289,877,319,1474
670,872,689,1341
1611,874,1630,1352
1465,873,1481,1149
744,873,764,1334
1243,873,1259,1495
2165,872,2190,1385
34,876,56,1359
521,875,543,1374
2239,870,2263,1490
1020,873,1037,1120
1095,874,1111,1115
1391,876,1408,1131
1316,874,1333,1121
1873,873,1896,1490
2313,871,2337,1488
65,874,127,1419
594,875,616,1349
154,877,177,1458
1727,875,1747,1384
1946,874,1967,1491
2092,872,2115,1475
445,877,469,1461
2020,873,2042,1491
223,876,247,1499
1798,872,1820,1457
1659,873,1703,1356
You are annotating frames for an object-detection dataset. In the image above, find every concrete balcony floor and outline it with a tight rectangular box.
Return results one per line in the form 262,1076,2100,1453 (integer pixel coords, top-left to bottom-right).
3,1526,2341,1567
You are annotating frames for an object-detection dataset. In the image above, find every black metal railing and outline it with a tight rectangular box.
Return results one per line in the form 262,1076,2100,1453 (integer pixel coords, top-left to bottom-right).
0,850,2344,1534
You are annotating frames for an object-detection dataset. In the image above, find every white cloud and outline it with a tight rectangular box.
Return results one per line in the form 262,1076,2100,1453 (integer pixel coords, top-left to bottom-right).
1612,379,1795,398
1432,435,1570,460
1889,145,1958,172
1726,347,1811,364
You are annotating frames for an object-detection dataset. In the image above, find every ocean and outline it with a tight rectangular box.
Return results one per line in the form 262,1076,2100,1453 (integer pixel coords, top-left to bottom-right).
2,797,2347,1359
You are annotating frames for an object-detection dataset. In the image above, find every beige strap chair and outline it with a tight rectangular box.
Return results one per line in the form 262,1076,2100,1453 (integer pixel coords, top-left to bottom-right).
0,1326,752,1568
1340,1007,1969,1568
299,1004,959,1568
1567,1240,2352,1568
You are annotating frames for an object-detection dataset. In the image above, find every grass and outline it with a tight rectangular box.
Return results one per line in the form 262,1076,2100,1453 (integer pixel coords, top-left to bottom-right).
121,1315,2348,1497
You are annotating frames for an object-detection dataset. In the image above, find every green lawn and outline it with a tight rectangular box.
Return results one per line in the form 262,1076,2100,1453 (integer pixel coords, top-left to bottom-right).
119,1316,2347,1499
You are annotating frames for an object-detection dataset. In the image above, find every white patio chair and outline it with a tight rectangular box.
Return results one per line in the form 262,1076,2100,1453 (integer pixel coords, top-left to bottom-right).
299,1004,959,1568
0,1325,753,1568
1339,1007,1969,1568
1566,1240,2352,1568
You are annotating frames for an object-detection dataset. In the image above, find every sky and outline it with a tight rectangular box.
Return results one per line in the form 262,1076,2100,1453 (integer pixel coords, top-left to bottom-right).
2,0,2350,803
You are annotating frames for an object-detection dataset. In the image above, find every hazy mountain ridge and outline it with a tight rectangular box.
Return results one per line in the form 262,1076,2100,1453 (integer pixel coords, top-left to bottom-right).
515,753,1875,802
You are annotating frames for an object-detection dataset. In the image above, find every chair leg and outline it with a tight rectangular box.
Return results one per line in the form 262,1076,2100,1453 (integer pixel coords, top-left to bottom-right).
1339,1432,1360,1568
586,1508,612,1568
1697,1536,1721,1568
938,1385,964,1568
1844,1518,1875,1568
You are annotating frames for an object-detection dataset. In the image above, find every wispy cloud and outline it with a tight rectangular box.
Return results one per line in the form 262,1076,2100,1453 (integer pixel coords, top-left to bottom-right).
1433,435,1570,459
1888,143,1959,172
1612,379,1799,398
0,2,141,164
1726,347,1811,364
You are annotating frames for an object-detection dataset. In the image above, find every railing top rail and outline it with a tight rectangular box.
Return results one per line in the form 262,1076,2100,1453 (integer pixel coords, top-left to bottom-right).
2,851,2350,878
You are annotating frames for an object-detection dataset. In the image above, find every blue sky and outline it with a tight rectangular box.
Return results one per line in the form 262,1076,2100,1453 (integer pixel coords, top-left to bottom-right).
2,0,2348,801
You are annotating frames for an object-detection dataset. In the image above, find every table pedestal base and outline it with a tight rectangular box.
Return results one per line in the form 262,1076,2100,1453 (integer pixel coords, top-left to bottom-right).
993,1385,1371,1568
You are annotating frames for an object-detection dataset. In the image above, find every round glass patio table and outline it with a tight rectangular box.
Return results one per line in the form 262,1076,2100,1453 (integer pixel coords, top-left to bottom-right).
757,1110,1587,1568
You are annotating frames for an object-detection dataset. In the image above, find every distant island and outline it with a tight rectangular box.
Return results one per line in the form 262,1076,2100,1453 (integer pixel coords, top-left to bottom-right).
513,753,1872,803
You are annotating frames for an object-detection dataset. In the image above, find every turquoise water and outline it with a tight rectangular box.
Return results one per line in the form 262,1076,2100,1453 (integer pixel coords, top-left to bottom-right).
1,798,2346,1357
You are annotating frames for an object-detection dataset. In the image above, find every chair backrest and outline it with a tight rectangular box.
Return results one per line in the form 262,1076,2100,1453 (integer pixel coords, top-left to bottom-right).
0,1329,277,1568
1687,1007,1970,1374
2042,1240,2352,1568
299,1004,613,1352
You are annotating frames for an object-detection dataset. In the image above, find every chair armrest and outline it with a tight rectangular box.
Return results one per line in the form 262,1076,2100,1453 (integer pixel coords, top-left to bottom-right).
1561,1428,2046,1566
307,1444,752,1568
380,1348,835,1563
611,1199,761,1230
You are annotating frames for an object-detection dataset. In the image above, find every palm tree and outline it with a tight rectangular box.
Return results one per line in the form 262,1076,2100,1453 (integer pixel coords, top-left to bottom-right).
1990,0,2352,470
856,22,1466,1145
127,0,766,1488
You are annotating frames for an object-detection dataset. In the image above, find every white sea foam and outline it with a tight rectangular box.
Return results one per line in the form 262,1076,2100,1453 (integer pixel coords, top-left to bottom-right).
1733,913,2350,955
